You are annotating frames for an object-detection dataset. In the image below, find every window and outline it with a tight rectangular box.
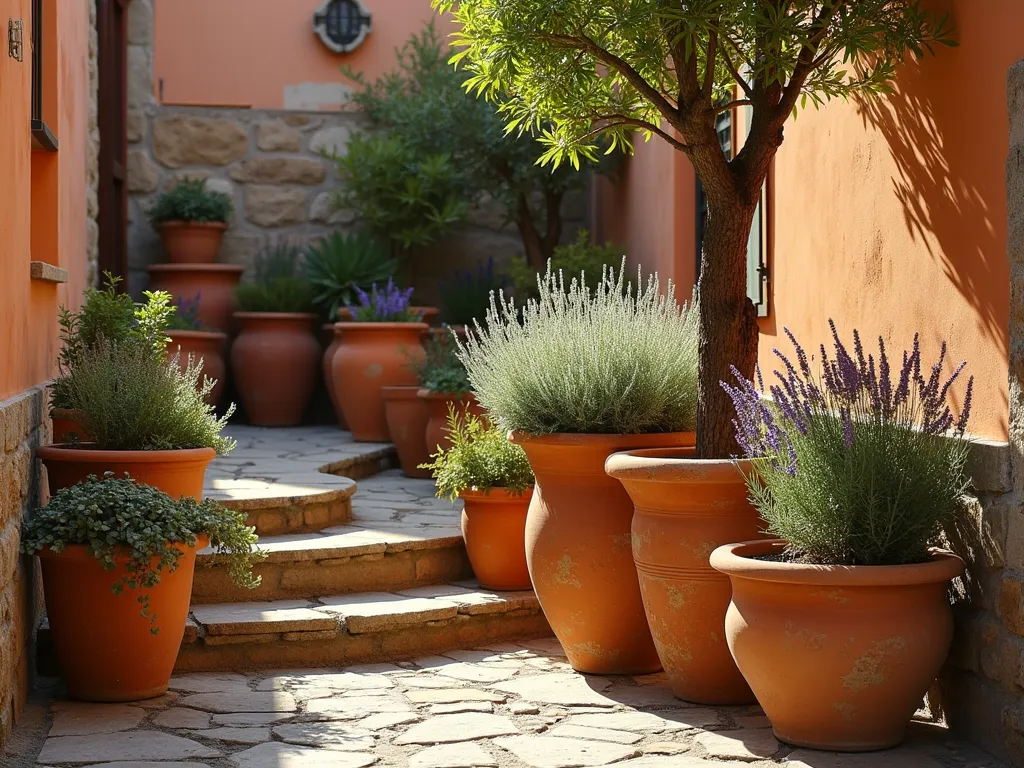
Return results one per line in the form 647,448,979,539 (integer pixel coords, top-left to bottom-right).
30,0,56,151
313,0,372,54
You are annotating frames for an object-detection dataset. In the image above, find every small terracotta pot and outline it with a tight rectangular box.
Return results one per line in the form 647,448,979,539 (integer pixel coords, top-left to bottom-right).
710,539,966,751
231,313,320,427
512,431,695,674
321,324,347,429
460,487,533,591
51,408,88,443
419,390,487,453
147,264,244,334
166,329,228,408
332,322,428,442
382,386,431,478
159,221,227,264
40,536,207,701
336,306,440,325
606,448,764,705
36,444,215,500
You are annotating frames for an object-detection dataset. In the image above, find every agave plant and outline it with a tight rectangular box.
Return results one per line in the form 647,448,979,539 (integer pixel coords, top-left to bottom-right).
305,231,399,321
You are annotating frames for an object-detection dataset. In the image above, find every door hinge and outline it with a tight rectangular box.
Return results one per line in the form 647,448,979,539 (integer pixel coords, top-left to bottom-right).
8,18,23,61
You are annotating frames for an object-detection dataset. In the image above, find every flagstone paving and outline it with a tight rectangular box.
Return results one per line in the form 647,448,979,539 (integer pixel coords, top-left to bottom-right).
19,641,1006,767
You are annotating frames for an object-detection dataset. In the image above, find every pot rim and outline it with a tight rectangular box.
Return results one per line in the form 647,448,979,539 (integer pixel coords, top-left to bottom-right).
709,538,965,586
167,329,228,341
36,444,217,464
417,388,475,401
148,263,245,274
37,534,211,561
333,321,430,333
510,430,696,447
605,447,753,482
159,220,228,230
459,486,534,502
233,311,319,321
382,385,424,400
50,407,82,417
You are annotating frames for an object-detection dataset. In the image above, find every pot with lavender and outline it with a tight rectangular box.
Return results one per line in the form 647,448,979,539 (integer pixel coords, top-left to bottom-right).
166,294,228,408
332,279,428,442
711,323,970,752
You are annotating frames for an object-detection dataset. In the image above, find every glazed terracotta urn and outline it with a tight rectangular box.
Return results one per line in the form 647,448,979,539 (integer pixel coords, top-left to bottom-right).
711,539,966,751
460,488,533,591
231,312,320,426
332,322,428,442
167,329,228,408
322,323,347,429
606,448,765,705
382,385,431,478
419,390,487,453
159,221,226,264
511,431,695,674
147,264,244,334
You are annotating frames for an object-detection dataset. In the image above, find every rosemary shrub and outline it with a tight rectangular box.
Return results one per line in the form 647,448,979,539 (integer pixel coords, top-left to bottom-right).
421,408,533,500
459,261,698,435
722,323,973,566
23,474,262,630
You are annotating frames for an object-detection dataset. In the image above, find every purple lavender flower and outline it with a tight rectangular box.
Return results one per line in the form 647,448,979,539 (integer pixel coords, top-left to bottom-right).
348,278,416,322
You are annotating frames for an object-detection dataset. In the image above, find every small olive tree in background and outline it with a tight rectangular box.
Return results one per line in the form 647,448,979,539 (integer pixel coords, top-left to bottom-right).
437,0,953,457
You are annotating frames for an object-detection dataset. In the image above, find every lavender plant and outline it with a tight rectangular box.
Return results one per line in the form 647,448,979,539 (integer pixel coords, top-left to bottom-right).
722,321,974,567
167,294,204,331
349,279,421,322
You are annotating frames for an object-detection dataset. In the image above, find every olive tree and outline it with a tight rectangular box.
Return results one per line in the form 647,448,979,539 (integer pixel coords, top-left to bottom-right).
435,0,953,457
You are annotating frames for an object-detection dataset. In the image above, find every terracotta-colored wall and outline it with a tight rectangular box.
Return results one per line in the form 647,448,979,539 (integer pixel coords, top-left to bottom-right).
154,1,452,109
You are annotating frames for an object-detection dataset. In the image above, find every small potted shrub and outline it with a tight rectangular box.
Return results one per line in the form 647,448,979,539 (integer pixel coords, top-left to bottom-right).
460,262,698,674
711,324,970,751
417,332,486,453
422,408,534,590
167,294,228,408
332,279,427,442
231,242,319,427
149,178,232,264
24,474,262,701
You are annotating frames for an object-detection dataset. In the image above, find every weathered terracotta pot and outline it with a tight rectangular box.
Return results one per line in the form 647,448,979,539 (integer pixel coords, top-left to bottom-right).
710,539,965,751
50,408,88,443
332,322,428,442
419,390,487,453
382,386,431,478
460,487,533,591
159,221,227,264
605,448,764,704
336,306,440,325
167,329,228,408
40,536,207,701
36,444,215,500
147,264,244,334
231,313,320,427
321,323,347,429
511,431,695,674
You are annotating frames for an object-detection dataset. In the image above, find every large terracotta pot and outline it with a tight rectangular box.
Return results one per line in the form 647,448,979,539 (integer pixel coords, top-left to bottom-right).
36,444,215,500
337,306,440,325
710,539,965,751
511,431,695,674
40,536,206,701
51,408,88,443
147,264,244,334
605,448,764,704
382,386,431,478
322,324,347,429
460,487,533,591
159,221,226,264
419,390,487,453
167,330,228,408
332,322,428,442
230,313,320,427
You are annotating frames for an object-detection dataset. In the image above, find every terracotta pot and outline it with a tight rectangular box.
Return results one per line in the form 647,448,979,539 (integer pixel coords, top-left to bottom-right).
336,306,440,325
40,536,207,701
605,448,764,704
159,221,227,264
51,408,88,443
36,444,215,500
419,390,487,453
332,322,428,442
382,386,431,478
230,313,320,427
147,264,244,334
460,487,533,591
511,431,695,674
710,539,965,751
322,324,347,429
166,329,228,408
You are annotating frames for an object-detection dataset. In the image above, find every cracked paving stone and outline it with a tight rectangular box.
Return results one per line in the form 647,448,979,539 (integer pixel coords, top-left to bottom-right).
273,722,375,749
495,735,639,767
194,726,271,744
608,758,736,767
168,673,251,693
696,729,780,761
551,724,643,744
212,712,293,726
400,675,467,689
733,713,772,729
48,703,147,736
427,701,493,715
406,688,506,704
356,711,422,730
782,749,945,768
642,741,691,755
38,732,220,764
151,708,213,729
228,742,377,768
306,695,412,719
180,691,298,713
395,712,520,745
423,662,516,683
409,742,498,768
490,674,613,707
256,672,393,692
568,709,720,732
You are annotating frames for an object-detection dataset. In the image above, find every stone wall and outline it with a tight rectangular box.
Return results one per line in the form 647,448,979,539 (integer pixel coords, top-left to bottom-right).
0,388,48,746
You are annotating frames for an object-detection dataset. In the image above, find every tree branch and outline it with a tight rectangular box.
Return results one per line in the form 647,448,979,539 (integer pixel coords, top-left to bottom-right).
719,42,753,100
715,99,751,113
702,31,718,100
580,116,689,153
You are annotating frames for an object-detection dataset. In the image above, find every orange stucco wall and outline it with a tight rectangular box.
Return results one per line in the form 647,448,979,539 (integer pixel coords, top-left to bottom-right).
154,1,454,109
0,0,89,400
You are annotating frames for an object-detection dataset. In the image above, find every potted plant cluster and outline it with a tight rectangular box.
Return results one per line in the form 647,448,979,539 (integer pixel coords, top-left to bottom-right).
166,294,228,409
418,332,485,453
332,279,427,442
711,326,971,751
459,262,698,674
24,474,262,702
231,241,320,427
422,408,534,590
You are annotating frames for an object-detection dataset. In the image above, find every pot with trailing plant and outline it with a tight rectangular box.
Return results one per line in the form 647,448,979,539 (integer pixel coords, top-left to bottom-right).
149,178,232,264
710,324,970,751
422,408,534,590
459,262,698,674
231,244,320,427
166,294,228,409
418,332,486,453
41,280,235,498
24,474,261,701
332,279,427,442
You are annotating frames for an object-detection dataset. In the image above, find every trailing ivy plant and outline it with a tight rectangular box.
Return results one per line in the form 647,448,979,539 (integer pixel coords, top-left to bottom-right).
421,408,534,500
23,474,263,631
149,179,233,225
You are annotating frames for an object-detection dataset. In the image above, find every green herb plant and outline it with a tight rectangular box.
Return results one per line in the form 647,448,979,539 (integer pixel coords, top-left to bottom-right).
304,231,399,321
507,231,624,298
417,333,471,395
149,179,232,225
236,239,315,313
